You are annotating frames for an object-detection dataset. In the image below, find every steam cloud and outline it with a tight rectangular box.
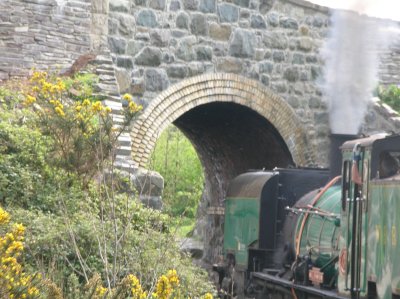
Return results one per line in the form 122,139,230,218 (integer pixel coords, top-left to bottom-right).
320,2,399,134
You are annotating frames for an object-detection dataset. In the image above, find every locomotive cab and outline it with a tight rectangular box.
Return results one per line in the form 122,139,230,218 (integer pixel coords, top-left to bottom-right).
339,133,400,299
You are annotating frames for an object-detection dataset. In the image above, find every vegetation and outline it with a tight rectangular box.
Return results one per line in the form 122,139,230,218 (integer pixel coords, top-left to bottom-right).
149,126,204,235
0,72,215,298
377,84,400,113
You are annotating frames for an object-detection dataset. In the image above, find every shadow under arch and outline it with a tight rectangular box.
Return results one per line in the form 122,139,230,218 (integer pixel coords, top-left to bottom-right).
130,73,316,260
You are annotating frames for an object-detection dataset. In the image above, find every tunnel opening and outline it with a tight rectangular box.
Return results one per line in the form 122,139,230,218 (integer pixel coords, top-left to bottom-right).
173,102,295,261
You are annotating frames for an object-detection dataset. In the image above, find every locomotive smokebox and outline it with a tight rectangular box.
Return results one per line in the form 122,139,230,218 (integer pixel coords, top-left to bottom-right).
329,134,358,178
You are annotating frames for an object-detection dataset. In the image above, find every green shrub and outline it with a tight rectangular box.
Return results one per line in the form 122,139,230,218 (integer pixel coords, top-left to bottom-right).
149,126,204,219
377,84,400,113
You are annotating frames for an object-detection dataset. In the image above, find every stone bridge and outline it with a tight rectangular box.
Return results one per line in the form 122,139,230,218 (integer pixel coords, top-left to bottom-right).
1,0,400,262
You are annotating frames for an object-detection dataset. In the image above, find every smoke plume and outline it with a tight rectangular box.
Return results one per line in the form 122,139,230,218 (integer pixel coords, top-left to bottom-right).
319,2,399,134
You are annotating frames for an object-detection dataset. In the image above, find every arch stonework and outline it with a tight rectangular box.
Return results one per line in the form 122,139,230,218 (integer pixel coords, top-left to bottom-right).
130,73,316,167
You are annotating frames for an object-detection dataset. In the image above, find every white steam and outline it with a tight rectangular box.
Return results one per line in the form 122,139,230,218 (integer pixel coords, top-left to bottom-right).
320,3,399,134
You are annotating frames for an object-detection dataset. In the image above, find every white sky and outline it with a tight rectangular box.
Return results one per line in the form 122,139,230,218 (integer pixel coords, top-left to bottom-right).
307,0,400,21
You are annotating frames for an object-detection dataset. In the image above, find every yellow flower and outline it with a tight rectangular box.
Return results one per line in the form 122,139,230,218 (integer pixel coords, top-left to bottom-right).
128,101,143,113
24,95,36,105
13,224,25,236
75,105,82,112
55,106,65,117
95,285,107,297
105,107,112,113
0,207,10,225
166,270,179,288
156,275,172,299
122,93,133,101
127,274,145,299
91,101,103,112
82,99,91,106
202,293,213,299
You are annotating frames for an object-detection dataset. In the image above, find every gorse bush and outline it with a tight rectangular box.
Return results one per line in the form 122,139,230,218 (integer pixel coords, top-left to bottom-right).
0,71,216,298
22,71,142,187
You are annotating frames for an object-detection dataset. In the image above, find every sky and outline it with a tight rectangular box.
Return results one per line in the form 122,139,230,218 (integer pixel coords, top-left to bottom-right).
307,0,400,21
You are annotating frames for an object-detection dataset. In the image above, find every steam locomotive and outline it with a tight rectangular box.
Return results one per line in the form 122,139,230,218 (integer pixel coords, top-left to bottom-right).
214,133,400,299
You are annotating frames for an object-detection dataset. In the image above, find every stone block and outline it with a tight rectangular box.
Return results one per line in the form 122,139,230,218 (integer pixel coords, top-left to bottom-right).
309,96,321,108
279,17,298,29
144,68,170,91
298,37,313,52
190,13,208,36
267,12,279,27
287,95,300,108
109,0,130,12
149,0,166,10
259,0,274,14
116,56,133,68
115,68,131,93
212,42,227,56
272,50,285,62
137,9,158,28
188,62,206,76
183,0,199,10
169,0,181,11
195,45,212,61
229,28,256,58
311,65,321,80
271,81,287,93
150,29,170,47
140,195,163,210
284,66,299,82
199,0,216,13
130,78,146,95
176,36,197,61
218,3,239,23
162,52,175,63
108,18,119,35
209,22,231,41
233,0,249,8
292,53,305,64
108,36,127,54
260,74,269,86
250,14,266,29
166,64,189,78
263,31,288,49
306,54,318,63
259,61,273,73
135,46,162,66
171,30,187,38
216,57,243,73
240,9,250,19
134,168,164,196
176,12,190,29
313,16,325,28
127,40,145,56
118,14,136,37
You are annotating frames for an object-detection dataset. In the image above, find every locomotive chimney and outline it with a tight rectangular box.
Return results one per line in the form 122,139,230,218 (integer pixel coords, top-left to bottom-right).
329,134,358,178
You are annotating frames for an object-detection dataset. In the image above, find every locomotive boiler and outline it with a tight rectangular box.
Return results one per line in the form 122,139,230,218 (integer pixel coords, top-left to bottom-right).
214,133,400,299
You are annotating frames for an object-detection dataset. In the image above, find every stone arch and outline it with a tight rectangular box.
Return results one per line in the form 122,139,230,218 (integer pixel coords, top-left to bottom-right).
131,73,315,167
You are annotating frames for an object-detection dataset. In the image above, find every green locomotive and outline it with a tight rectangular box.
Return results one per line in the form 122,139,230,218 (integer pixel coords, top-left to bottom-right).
216,133,400,299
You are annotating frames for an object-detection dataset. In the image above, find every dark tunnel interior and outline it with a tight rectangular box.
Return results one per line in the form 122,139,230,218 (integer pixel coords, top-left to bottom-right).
173,102,294,208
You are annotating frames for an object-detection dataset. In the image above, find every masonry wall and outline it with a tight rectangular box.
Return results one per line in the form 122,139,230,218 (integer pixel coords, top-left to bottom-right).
0,0,110,79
